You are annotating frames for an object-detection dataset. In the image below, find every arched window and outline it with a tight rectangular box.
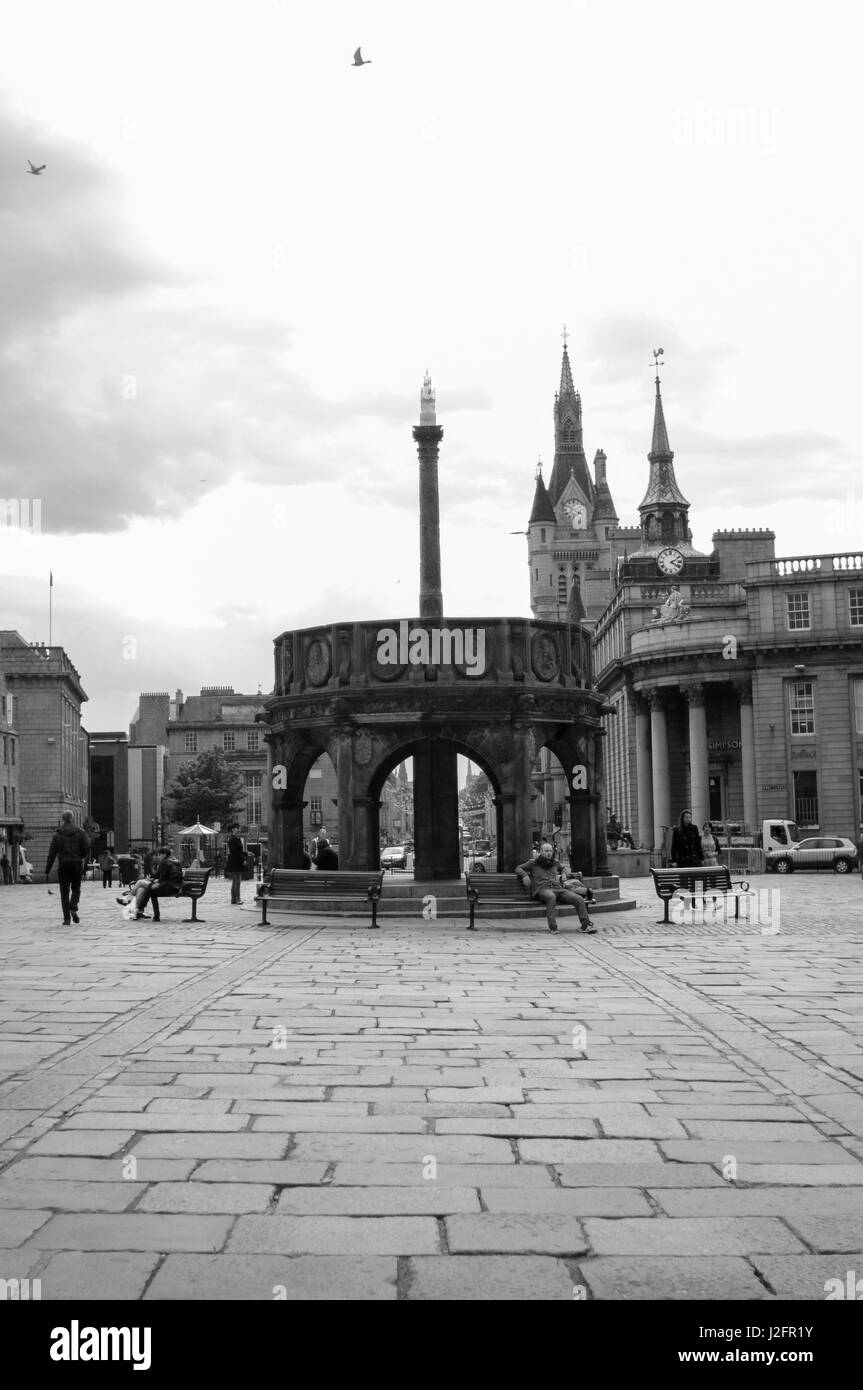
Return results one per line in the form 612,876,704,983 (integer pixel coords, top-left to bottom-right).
661,512,675,542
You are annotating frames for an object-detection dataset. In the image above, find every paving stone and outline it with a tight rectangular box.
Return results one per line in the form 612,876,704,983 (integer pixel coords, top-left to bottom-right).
406,1255,575,1300
61,1113,249,1132
728,1165,863,1185
251,1115,427,1133
27,1131,136,1157
131,1134,290,1159
0,1157,197,1183
752,1255,863,1300
39,1251,159,1300
228,1216,440,1255
0,1180,144,1212
276,1187,481,1215
584,1217,806,1256
189,1161,328,1184
479,1187,652,1216
145,1254,398,1299
290,1134,514,1163
432,1118,598,1138
0,1246,43,1280
518,1139,662,1164
778,1216,863,1253
579,1256,772,1301
137,1183,273,1214
0,1208,52,1246
652,1188,863,1218
445,1215,588,1254
330,1163,555,1187
659,1141,856,1165
29,1214,233,1252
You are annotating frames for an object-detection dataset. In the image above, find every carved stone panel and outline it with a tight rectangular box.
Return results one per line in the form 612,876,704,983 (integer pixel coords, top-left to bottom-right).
531,631,560,683
305,637,331,687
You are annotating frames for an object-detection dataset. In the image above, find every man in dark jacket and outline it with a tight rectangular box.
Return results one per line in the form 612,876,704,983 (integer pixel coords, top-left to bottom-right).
670,809,703,867
225,828,245,904
315,834,339,871
516,842,596,934
45,812,90,925
132,847,184,921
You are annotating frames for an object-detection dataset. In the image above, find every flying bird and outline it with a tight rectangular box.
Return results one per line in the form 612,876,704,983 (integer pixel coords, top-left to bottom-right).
352,47,371,66
27,161,46,175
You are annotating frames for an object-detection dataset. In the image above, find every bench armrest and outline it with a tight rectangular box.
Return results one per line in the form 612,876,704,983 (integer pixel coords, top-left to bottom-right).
466,884,479,905
732,879,750,892
367,885,382,902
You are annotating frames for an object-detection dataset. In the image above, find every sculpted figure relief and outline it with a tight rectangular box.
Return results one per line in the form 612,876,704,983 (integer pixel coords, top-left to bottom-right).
647,587,691,627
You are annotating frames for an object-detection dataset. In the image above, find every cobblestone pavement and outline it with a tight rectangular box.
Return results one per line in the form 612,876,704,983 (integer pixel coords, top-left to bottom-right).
0,873,861,1300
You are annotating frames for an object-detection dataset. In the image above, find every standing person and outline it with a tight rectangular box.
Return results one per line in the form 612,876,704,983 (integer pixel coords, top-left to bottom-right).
45,812,90,926
700,821,719,866
0,851,10,885
516,843,596,935
315,834,339,871
213,849,223,879
670,809,703,868
99,848,116,888
225,826,245,905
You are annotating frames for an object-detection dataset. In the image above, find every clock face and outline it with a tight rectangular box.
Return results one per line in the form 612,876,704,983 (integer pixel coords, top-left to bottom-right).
657,547,684,576
563,500,586,530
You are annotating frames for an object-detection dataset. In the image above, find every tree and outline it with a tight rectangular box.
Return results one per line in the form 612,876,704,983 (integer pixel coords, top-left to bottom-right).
164,749,246,829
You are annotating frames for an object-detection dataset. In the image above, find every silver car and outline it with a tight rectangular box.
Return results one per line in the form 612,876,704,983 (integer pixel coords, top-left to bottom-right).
768,836,858,874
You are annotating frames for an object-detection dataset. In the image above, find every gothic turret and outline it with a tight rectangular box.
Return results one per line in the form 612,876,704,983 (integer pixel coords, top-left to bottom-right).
548,341,594,507
633,369,699,553
591,449,618,524
529,467,556,524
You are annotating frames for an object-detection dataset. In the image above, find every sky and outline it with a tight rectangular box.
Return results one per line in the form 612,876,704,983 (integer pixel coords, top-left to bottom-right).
0,0,860,731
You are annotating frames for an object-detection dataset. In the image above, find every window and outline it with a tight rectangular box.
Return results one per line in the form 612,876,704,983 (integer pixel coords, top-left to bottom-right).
10,787,14,814
540,528,546,543
558,573,567,603
793,769,818,827
223,731,235,752
854,680,863,735
9,739,14,766
309,795,322,826
850,590,863,627
2,735,6,763
247,730,259,752
859,770,863,825
245,773,262,824
184,731,197,753
786,592,811,631
2,786,6,814
789,680,815,735
661,512,675,542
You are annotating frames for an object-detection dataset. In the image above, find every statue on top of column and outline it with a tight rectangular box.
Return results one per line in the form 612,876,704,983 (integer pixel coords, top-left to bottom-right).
420,372,436,425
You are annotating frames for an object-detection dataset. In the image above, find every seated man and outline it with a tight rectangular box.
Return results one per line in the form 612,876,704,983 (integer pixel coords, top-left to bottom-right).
315,835,339,871
128,846,184,921
516,843,597,935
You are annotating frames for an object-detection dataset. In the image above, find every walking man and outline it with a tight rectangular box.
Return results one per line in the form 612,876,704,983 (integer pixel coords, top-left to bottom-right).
45,812,90,926
0,851,10,885
516,842,596,934
225,826,245,905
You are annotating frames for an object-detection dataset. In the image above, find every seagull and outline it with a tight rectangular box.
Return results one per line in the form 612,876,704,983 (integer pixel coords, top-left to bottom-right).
352,47,371,66
27,161,46,175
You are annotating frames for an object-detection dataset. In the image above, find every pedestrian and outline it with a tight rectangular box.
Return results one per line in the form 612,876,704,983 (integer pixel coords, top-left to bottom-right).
516,842,596,935
45,811,90,926
213,850,223,879
225,826,245,904
315,834,339,871
123,846,184,921
0,851,10,885
700,821,719,866
99,848,116,888
671,809,703,867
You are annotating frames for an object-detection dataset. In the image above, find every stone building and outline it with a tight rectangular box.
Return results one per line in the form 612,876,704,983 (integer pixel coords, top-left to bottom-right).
591,378,863,849
0,667,23,877
0,631,88,876
88,732,130,856
130,686,270,857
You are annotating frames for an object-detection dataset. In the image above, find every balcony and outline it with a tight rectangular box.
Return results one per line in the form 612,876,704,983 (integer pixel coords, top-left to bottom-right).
630,616,749,658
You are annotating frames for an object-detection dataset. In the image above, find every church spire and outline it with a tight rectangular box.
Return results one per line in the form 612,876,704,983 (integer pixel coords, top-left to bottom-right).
548,328,594,506
650,370,672,459
637,352,691,547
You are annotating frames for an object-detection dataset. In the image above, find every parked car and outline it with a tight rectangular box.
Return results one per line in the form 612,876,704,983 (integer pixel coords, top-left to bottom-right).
381,844,407,870
767,835,859,874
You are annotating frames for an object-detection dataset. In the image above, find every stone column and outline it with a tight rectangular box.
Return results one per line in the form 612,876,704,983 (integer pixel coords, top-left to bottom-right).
332,726,357,869
592,730,610,876
352,796,379,869
647,689,671,853
737,680,758,831
632,692,653,851
412,737,461,879
684,683,710,831
412,422,445,622
272,793,306,869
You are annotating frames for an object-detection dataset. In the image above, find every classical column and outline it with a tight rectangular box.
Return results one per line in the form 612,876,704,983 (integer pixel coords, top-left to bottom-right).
352,796,379,869
632,692,653,852
412,737,461,879
332,724,357,869
413,374,444,622
647,689,671,852
684,683,710,831
592,730,610,876
737,680,758,832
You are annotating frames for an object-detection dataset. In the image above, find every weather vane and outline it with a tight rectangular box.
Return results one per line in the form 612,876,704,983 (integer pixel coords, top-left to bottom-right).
651,346,665,380
561,324,570,348
535,454,543,477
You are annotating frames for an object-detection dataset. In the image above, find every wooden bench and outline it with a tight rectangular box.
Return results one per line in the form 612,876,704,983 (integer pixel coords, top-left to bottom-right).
465,871,591,930
256,869,385,928
650,866,750,924
179,868,212,922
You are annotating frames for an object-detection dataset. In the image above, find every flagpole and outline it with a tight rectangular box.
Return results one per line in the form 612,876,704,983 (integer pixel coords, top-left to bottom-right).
49,572,53,647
